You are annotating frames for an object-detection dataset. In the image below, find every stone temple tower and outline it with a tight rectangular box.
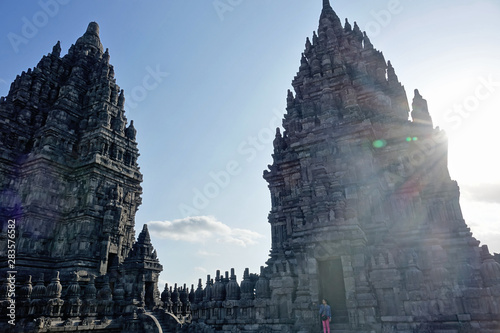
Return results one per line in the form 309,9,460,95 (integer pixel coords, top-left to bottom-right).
262,0,500,331
1,3,499,333
0,22,143,277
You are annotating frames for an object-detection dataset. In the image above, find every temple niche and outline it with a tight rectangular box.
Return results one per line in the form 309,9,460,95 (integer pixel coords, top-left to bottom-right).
1,1,500,333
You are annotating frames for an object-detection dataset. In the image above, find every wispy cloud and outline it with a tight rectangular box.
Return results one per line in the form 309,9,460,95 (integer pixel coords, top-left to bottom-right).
195,267,208,274
148,216,264,247
459,197,500,253
462,184,500,204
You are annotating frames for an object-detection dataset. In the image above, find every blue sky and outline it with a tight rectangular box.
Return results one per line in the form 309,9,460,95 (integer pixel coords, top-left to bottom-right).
1,0,499,287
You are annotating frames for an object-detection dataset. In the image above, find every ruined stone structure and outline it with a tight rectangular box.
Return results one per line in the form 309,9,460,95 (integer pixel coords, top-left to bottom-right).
2,1,500,332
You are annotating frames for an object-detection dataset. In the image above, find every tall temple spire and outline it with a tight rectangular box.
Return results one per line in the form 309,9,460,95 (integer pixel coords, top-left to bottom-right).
0,20,143,279
323,0,332,9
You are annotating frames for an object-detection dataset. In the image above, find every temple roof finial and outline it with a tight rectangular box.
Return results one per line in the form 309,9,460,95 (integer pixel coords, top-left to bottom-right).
74,21,104,56
411,89,433,127
138,224,152,245
344,18,352,32
86,22,100,37
52,41,61,57
320,0,341,30
321,0,334,14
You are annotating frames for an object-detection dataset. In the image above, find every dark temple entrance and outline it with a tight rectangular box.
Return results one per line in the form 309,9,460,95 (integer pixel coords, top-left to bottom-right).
107,252,117,273
318,258,348,323
145,281,155,309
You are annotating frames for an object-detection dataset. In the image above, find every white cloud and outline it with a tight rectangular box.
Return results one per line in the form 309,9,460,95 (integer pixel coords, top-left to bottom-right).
462,183,500,204
148,216,264,247
460,199,500,254
195,266,208,274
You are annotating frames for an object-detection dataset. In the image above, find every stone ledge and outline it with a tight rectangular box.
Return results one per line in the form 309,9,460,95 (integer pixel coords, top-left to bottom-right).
457,314,471,322
381,316,414,322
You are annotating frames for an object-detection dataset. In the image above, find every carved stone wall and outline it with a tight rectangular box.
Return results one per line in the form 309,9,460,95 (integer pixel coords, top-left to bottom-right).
258,1,500,332
185,1,500,332
1,2,499,332
0,22,142,278
0,22,163,333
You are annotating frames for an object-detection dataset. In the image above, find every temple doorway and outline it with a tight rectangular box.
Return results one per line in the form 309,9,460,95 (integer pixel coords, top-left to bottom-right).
318,258,348,323
145,281,155,309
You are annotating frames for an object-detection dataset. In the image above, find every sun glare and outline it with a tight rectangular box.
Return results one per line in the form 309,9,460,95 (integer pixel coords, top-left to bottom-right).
447,109,500,186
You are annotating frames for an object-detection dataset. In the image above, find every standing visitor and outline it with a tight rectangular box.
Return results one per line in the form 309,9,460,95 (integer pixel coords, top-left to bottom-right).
319,298,331,333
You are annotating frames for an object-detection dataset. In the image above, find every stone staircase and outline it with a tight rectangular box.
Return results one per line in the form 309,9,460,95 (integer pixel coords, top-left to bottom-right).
156,313,171,333
146,310,191,333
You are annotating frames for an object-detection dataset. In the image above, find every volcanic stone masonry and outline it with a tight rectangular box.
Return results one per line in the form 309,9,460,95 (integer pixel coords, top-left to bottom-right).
1,1,500,332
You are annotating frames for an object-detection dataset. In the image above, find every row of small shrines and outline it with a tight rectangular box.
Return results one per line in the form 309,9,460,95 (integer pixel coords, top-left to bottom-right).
169,267,272,320
179,267,271,305
0,267,273,330
0,272,116,323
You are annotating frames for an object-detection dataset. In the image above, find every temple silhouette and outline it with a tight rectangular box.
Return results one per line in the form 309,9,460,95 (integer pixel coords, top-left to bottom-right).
1,1,499,332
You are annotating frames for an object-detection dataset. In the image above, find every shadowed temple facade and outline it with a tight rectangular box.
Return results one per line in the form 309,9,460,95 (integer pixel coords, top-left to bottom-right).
1,1,500,332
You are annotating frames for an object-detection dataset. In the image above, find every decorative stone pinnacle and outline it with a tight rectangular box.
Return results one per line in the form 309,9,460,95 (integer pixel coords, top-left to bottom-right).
52,41,61,57
138,224,152,245
86,22,100,37
75,21,104,55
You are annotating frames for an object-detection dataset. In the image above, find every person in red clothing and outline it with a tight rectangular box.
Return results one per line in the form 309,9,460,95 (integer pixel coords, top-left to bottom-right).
319,298,331,333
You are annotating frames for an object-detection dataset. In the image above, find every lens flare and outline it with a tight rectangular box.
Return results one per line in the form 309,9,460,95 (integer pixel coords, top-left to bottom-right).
373,139,387,148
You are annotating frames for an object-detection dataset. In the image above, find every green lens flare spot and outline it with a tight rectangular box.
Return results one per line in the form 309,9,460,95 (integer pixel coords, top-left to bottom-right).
413,137,418,141
406,137,412,142
373,140,387,148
